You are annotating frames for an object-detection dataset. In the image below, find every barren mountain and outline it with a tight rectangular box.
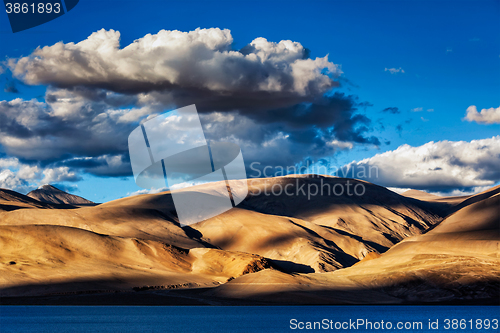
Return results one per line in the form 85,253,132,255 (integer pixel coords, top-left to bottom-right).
0,177,498,304
0,188,75,212
0,189,48,211
189,176,447,272
27,185,95,205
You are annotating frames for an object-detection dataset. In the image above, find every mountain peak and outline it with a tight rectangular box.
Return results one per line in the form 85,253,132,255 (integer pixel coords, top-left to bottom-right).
38,184,61,191
28,185,94,205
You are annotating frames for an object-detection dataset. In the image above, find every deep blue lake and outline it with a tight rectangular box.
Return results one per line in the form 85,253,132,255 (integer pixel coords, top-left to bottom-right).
1,306,498,332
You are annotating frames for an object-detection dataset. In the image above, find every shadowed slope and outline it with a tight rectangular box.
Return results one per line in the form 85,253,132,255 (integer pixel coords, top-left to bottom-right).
239,176,445,249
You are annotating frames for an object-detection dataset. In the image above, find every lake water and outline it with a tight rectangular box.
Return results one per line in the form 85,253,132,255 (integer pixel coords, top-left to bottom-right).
1,306,498,332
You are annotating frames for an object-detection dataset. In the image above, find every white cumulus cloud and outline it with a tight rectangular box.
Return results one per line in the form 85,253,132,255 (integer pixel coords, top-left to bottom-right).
9,28,340,110
465,105,500,124
0,157,80,193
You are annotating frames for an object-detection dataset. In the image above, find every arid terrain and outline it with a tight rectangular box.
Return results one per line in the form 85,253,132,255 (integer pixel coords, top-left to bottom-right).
0,176,498,305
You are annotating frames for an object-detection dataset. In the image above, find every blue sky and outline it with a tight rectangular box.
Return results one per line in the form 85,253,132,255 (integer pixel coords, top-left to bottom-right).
0,0,499,202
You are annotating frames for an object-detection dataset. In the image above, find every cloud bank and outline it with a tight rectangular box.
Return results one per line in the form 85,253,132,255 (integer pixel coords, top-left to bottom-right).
345,136,500,192
0,28,383,192
3,28,497,195
9,28,340,111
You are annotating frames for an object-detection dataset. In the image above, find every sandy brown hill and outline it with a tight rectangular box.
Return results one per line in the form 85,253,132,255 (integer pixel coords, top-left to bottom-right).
0,224,271,297
430,192,499,234
402,184,500,220
0,176,449,274
0,201,199,249
0,189,46,211
27,185,95,205
191,208,369,272
238,176,445,249
1,177,497,303
2,177,453,275
208,187,500,304
0,184,369,273
447,184,500,215
354,192,499,273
